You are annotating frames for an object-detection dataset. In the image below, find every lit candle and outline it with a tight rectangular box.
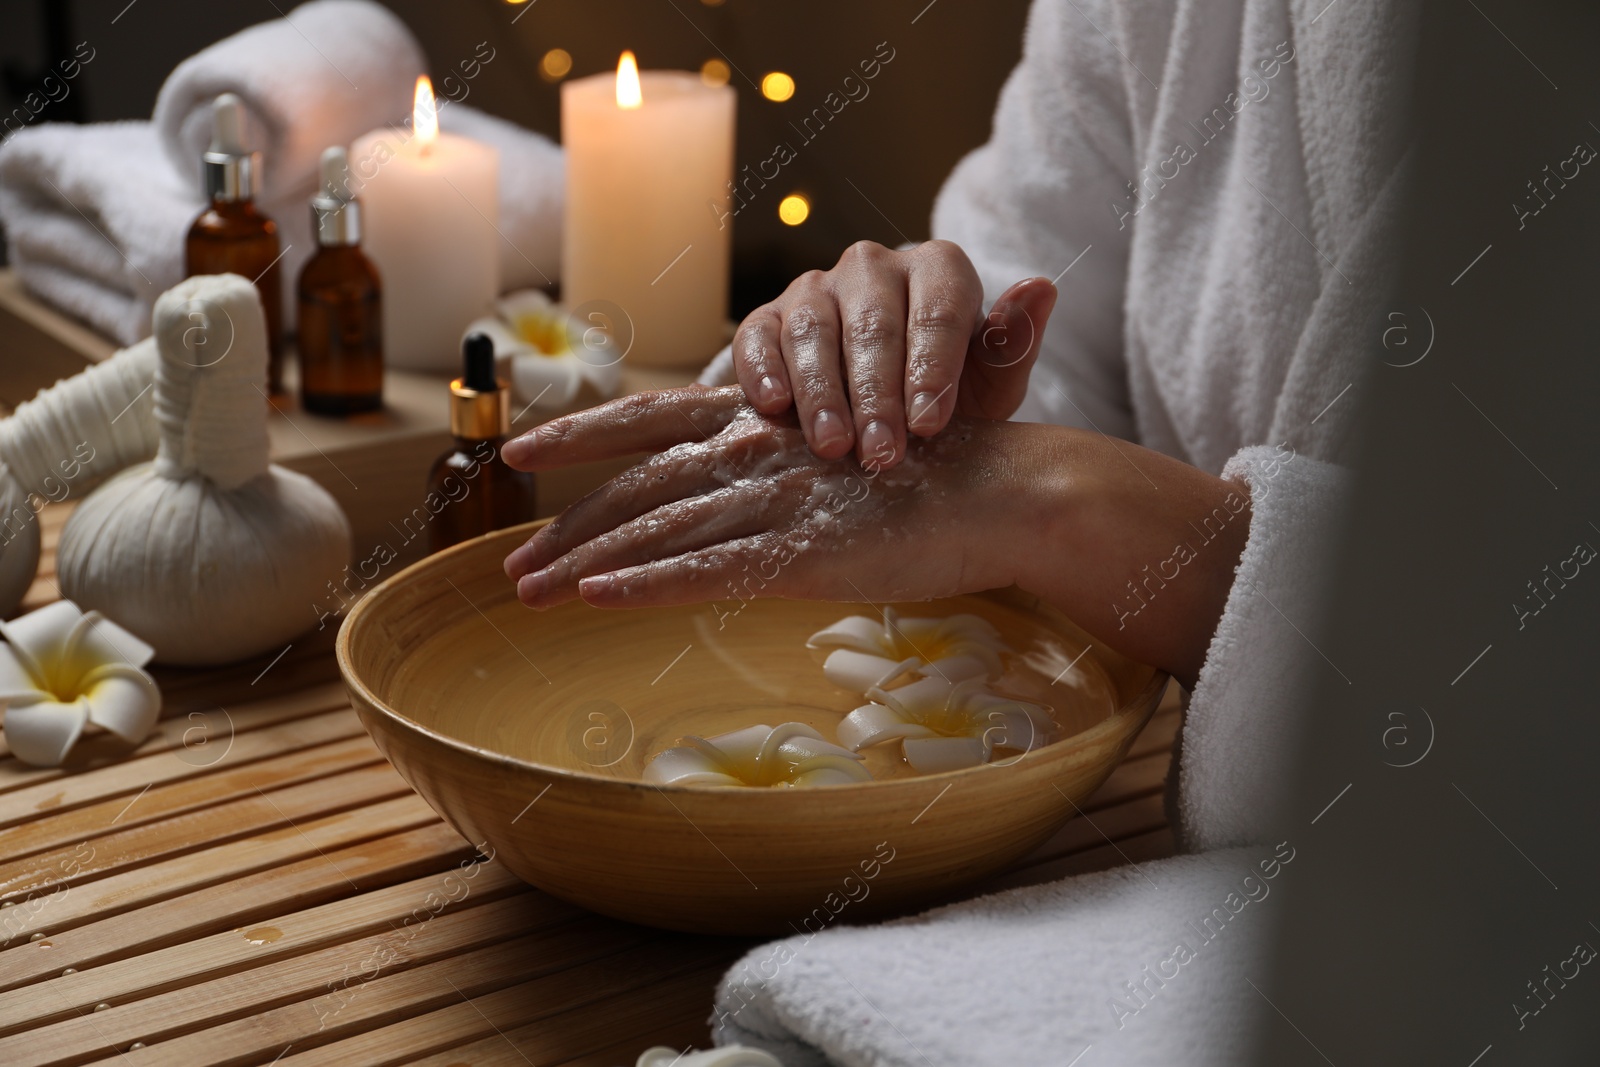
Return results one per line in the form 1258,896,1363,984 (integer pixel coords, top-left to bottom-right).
562,52,735,368
352,77,500,373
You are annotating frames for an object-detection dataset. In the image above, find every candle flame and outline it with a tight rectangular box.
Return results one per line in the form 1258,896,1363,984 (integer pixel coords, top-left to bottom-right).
616,51,642,109
414,75,439,145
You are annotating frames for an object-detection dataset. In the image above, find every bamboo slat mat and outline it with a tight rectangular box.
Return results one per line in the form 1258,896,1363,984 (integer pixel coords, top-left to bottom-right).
1,503,1180,1066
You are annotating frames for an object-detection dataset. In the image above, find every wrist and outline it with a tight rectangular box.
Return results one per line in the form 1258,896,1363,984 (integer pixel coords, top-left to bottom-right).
962,421,1080,595
995,426,1254,687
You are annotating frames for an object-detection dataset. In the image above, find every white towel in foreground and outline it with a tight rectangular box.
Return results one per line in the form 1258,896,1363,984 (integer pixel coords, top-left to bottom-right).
152,0,423,204
714,845,1297,1067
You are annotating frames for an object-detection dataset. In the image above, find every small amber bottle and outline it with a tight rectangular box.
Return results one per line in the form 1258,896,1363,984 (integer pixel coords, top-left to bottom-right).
297,147,383,415
427,333,537,553
184,93,285,392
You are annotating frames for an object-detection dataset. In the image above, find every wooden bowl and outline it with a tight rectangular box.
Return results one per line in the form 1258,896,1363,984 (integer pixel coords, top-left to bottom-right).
338,521,1166,934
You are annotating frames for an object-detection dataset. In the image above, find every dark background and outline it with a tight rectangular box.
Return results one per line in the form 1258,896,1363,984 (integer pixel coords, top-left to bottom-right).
1257,1,1600,1063
0,0,1032,314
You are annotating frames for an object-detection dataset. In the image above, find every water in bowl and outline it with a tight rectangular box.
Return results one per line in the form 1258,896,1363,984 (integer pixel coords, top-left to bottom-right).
387,592,1118,783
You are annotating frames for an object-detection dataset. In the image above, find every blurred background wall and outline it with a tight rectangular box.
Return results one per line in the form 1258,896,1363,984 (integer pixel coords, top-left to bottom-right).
0,0,1032,315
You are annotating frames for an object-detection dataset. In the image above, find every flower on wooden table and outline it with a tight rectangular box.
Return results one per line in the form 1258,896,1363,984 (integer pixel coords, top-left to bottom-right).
0,600,160,767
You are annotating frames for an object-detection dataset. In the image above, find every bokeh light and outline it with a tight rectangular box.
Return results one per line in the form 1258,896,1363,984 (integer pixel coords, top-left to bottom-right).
778,194,810,226
540,48,572,81
761,71,795,102
701,58,731,88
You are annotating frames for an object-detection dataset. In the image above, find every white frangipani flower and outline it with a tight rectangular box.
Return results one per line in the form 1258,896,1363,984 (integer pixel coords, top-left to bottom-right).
465,289,623,411
0,600,161,767
644,722,872,788
837,675,1054,774
807,607,1008,695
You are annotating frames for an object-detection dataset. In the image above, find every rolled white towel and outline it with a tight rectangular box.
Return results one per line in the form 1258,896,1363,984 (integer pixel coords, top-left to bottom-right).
153,0,424,205
438,103,564,292
0,121,193,344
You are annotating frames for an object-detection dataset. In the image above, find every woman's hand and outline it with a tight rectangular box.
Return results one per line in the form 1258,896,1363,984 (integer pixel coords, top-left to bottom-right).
502,387,1252,687
731,240,1058,469
503,386,1020,612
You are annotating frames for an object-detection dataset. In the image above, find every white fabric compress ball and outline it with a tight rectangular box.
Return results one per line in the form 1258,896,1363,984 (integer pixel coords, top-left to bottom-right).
0,472,40,615
58,273,350,666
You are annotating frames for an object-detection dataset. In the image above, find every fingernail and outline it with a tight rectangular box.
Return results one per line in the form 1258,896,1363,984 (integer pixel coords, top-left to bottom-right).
502,430,537,466
756,375,782,407
813,410,849,451
860,420,895,466
517,571,547,604
579,574,615,598
907,391,941,432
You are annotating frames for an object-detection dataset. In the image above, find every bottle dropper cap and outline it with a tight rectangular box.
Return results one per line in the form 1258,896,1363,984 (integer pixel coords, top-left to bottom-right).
310,145,361,246
449,332,510,439
202,93,261,202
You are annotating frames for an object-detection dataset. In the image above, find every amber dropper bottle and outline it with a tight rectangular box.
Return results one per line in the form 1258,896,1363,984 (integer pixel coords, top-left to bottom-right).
297,146,383,415
427,332,537,553
185,93,285,391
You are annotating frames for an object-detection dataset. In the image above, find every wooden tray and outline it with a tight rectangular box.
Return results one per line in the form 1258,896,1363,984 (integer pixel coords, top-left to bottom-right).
0,506,1181,1066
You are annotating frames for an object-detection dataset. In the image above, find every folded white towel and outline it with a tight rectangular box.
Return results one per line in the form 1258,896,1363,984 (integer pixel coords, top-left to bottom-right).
0,122,191,344
439,104,564,292
0,108,563,345
715,845,1298,1066
153,0,424,205
0,120,309,345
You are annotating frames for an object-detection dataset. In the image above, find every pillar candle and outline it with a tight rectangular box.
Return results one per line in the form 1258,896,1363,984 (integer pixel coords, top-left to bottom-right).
352,77,500,373
562,53,735,368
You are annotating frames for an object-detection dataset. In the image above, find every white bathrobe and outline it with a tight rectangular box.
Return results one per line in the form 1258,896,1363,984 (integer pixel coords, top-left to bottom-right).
711,0,1412,1062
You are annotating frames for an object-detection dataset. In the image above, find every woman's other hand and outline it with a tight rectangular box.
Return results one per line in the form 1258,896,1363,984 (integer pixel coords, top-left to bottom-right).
730,240,1058,469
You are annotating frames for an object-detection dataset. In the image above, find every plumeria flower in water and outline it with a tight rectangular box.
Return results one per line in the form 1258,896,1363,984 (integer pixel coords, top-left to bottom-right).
465,289,623,411
0,600,160,767
807,606,1009,696
645,722,872,787
837,675,1054,774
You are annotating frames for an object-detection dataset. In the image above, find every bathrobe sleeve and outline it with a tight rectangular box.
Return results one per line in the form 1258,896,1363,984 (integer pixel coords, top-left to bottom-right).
931,0,1154,440
1175,444,1353,851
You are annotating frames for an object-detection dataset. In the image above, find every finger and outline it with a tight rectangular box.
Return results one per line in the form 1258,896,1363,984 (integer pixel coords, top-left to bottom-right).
731,304,791,414
501,385,743,471
957,277,1058,421
903,240,985,437
778,272,853,460
502,451,697,585
518,485,775,609
836,242,909,469
576,530,802,609
504,444,724,580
